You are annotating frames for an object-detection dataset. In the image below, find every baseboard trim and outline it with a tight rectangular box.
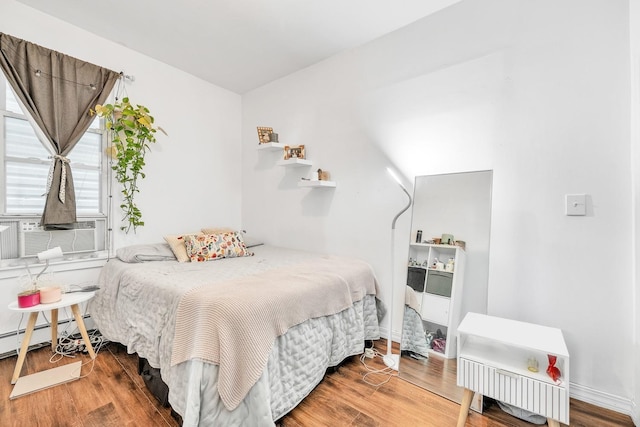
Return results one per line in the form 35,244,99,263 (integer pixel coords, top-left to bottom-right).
0,315,94,359
569,382,632,417
378,326,402,343
631,400,639,426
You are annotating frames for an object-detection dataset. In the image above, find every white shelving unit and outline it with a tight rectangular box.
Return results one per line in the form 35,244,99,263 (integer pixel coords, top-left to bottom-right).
407,243,465,359
257,137,336,188
298,180,336,188
456,313,570,427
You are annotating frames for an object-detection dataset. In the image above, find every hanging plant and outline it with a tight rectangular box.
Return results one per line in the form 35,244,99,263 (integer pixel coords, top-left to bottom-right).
92,98,165,234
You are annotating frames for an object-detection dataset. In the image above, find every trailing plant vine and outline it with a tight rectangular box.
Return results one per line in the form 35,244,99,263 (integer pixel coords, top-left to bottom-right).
92,98,164,234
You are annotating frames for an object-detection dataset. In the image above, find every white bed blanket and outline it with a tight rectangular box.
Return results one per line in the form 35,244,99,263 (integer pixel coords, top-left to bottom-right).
89,245,380,426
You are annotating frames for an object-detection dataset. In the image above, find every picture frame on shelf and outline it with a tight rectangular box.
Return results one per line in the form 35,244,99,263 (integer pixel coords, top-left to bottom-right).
317,168,330,181
257,126,273,144
283,145,305,160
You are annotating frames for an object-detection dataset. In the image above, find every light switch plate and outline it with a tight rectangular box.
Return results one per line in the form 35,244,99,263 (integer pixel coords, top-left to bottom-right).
565,194,586,216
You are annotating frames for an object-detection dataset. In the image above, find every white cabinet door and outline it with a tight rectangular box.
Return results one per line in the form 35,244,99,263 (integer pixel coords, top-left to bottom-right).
421,293,450,325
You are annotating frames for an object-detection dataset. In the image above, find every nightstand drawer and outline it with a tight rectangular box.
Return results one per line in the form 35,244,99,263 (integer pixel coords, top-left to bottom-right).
458,358,569,424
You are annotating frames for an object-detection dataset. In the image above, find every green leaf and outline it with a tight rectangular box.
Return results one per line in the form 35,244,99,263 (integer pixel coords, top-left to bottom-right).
106,98,163,234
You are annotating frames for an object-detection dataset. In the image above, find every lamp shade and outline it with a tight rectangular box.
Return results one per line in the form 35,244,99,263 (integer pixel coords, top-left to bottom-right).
37,246,64,262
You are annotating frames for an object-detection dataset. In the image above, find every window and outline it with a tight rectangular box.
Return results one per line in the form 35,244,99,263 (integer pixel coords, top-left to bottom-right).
3,81,103,215
0,76,108,262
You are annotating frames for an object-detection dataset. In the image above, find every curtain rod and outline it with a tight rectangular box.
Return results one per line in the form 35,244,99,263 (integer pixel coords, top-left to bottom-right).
119,72,135,82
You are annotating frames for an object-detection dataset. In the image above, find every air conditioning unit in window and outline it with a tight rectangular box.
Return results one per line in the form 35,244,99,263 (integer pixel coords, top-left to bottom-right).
19,221,97,257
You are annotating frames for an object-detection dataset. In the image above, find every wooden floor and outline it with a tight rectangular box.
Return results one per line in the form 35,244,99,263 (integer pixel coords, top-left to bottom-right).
398,350,465,405
0,340,634,426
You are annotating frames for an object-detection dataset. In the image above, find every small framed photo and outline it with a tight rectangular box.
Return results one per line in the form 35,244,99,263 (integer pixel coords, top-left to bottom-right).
283,145,305,160
257,127,273,144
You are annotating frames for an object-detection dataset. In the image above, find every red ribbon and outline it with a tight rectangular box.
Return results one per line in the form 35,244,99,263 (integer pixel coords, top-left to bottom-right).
547,354,561,382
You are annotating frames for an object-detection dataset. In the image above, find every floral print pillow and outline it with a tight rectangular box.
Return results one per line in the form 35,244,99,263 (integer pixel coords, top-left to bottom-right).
184,231,254,262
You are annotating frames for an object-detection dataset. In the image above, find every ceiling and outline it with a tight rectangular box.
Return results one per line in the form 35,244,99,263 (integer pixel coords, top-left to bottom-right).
17,0,460,94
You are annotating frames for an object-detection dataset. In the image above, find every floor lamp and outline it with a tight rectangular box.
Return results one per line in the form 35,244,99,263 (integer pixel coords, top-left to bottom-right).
384,167,412,370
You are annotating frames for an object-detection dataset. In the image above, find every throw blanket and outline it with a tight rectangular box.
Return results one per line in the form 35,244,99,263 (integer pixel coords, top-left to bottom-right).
171,256,378,411
405,285,421,312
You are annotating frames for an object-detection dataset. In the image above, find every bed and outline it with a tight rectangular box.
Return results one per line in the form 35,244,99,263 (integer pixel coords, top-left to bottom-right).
89,240,380,426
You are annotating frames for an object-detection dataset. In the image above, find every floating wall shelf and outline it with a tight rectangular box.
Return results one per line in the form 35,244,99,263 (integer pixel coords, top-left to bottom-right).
257,142,286,151
298,180,336,188
277,158,313,167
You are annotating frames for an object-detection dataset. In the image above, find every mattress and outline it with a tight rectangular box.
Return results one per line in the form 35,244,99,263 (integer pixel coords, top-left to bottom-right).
89,245,380,426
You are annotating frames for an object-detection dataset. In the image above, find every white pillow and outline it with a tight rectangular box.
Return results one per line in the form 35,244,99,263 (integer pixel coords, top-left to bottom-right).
117,243,176,263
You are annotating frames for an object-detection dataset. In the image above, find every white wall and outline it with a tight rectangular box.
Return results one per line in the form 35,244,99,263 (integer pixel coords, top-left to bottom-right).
0,0,242,353
242,0,634,414
1,0,242,245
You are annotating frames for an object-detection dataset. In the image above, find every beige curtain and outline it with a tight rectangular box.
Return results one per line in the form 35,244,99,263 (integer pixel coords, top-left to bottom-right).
0,33,119,227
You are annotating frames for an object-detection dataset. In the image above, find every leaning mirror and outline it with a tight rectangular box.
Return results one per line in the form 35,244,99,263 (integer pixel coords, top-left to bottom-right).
398,170,493,409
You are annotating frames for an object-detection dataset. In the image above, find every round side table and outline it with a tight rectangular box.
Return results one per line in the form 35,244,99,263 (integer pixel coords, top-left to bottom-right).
8,291,96,384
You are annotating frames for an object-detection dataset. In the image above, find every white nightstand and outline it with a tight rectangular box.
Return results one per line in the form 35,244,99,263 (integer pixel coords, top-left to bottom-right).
456,312,570,427
8,291,96,384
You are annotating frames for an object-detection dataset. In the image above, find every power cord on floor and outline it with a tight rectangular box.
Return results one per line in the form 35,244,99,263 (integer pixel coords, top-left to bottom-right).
50,328,109,378
50,328,109,361
359,344,398,386
14,305,109,379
